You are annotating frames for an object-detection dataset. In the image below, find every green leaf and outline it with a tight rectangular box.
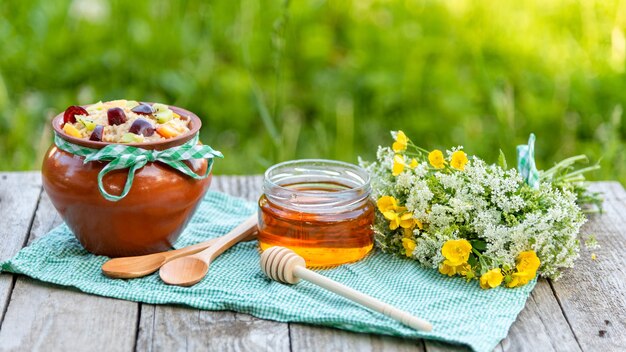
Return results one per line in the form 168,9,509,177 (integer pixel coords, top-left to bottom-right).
498,149,508,170
471,240,488,251
478,256,487,274
468,254,478,267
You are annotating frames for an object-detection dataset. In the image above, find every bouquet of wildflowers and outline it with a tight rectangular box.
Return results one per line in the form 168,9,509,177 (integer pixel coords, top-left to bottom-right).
360,131,600,289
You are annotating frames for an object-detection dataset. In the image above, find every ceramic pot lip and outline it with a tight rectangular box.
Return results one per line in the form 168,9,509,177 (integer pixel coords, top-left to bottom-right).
51,102,202,151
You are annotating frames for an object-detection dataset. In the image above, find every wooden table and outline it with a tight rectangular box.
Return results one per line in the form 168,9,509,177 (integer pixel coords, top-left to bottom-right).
0,172,624,352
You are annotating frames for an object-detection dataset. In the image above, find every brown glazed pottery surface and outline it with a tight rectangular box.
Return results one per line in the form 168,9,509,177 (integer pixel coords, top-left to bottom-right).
42,104,212,257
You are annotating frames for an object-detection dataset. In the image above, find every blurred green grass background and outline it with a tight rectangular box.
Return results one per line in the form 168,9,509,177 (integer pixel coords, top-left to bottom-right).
0,0,624,183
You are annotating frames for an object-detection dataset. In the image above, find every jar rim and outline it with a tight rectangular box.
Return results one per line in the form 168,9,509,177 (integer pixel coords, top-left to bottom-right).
263,158,371,195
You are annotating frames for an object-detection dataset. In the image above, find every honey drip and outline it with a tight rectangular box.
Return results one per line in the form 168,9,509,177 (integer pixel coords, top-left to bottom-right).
258,182,375,267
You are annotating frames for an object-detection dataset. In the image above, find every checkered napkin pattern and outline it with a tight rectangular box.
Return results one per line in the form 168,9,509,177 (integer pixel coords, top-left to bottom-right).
54,133,223,201
517,133,540,189
0,191,534,352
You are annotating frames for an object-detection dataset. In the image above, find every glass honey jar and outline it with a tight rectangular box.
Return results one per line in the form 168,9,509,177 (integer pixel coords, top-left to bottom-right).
258,159,375,267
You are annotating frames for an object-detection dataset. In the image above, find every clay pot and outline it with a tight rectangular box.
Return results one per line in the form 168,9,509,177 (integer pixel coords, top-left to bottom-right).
42,105,212,257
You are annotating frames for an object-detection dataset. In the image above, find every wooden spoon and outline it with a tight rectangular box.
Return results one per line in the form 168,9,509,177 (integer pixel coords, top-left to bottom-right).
159,214,258,286
102,215,258,279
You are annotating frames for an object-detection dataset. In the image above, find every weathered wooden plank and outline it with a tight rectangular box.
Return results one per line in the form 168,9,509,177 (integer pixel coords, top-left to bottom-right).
289,323,424,352
0,172,42,326
211,174,264,201
495,279,582,352
0,190,139,352
547,182,626,352
138,305,289,352
136,175,290,352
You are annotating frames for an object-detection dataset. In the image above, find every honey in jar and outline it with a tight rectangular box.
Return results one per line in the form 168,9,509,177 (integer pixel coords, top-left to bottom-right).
258,159,375,267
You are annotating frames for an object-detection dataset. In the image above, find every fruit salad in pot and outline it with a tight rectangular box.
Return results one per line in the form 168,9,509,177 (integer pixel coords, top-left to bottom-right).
61,99,190,143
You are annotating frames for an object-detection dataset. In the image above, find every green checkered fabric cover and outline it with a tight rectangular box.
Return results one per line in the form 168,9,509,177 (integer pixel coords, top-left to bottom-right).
517,133,540,189
54,133,223,201
0,191,534,352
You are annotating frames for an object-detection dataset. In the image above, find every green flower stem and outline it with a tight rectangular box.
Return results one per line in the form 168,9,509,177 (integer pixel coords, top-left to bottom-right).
553,165,601,183
540,154,589,180
408,142,430,155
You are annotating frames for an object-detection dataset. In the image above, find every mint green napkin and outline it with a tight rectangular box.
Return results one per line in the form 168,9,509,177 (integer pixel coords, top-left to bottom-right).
0,191,533,352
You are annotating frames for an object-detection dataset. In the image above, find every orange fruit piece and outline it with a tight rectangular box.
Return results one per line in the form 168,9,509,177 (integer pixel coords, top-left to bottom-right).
156,125,180,139
63,123,82,138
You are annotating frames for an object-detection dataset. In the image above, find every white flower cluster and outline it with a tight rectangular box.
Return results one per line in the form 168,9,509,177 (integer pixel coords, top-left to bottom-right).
360,146,586,280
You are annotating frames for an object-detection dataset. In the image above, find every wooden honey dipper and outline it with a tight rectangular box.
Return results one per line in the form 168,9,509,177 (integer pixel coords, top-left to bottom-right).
260,246,433,332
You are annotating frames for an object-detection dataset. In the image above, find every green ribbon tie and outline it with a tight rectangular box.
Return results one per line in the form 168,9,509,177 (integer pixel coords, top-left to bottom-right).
54,133,223,201
517,133,539,189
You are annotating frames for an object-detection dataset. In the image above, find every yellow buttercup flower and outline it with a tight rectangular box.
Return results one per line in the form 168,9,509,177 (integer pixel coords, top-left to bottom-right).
382,211,402,230
379,196,416,231
428,150,445,169
480,268,504,289
392,130,408,152
516,250,541,273
450,150,468,171
439,262,456,276
392,154,405,176
377,196,398,213
439,262,471,277
506,250,541,288
402,238,416,257
441,239,472,266
459,263,473,278
382,211,400,230
463,266,476,280
399,212,416,229
402,215,421,237
507,272,533,288
383,210,412,230
409,158,418,168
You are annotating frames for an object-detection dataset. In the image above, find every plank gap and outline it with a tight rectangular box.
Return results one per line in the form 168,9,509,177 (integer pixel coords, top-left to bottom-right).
525,287,568,352
547,278,584,351
133,302,142,352
0,276,17,331
287,323,293,352
152,305,157,352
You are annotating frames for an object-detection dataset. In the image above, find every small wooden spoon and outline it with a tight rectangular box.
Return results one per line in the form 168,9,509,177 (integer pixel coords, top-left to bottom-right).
159,214,258,286
102,215,258,279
